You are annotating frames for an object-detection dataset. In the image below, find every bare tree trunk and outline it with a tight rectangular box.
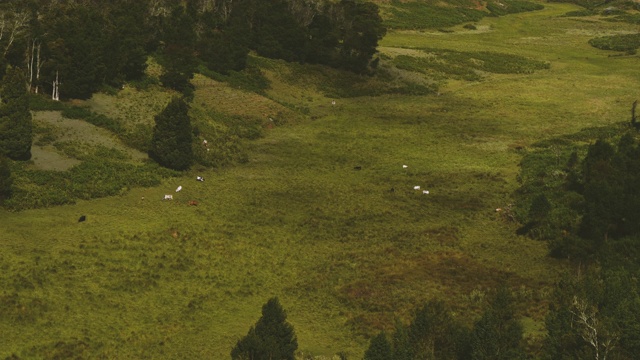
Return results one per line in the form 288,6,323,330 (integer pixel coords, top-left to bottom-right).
27,39,36,92
2,11,30,56
35,42,42,94
570,296,618,360
52,71,60,101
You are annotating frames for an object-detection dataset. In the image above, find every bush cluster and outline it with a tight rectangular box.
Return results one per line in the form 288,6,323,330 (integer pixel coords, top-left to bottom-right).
4,147,178,210
589,33,640,53
393,49,549,82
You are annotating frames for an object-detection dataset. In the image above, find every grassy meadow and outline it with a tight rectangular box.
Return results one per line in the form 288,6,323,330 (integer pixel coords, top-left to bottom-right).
2,1,640,358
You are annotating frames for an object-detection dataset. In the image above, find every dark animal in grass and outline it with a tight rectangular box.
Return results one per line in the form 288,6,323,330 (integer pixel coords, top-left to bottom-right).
78,215,86,222
353,166,362,170
188,200,199,206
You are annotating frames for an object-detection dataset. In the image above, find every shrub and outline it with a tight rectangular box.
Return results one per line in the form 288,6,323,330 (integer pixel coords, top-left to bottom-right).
61,106,93,119
589,33,640,52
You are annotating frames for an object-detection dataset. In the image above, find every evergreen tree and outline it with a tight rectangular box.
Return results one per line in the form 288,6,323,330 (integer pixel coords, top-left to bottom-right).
158,4,197,97
408,300,464,360
40,5,107,99
0,156,12,203
149,97,193,171
470,287,526,360
231,297,298,360
0,67,33,160
363,332,392,360
335,0,386,74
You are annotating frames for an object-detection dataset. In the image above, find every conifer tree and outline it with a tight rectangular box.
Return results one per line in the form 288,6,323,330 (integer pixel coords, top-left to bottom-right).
149,97,193,171
0,156,12,203
0,66,33,161
364,332,392,360
231,297,298,360
470,287,526,360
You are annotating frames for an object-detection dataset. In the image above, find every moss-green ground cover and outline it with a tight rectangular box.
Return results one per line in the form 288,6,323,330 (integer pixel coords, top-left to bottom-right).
2,2,639,358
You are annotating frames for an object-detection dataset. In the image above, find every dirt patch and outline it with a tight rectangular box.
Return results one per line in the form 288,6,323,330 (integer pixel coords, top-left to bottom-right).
30,111,147,170
30,145,81,171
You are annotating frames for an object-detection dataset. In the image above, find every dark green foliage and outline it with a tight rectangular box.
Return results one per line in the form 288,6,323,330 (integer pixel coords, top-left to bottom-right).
393,49,549,82
61,106,93,120
408,301,468,359
385,1,485,30
196,10,250,74
27,94,66,111
0,156,12,203
198,63,270,95
149,97,193,171
515,127,640,261
158,5,198,97
231,297,297,360
486,0,544,17
470,287,526,360
0,67,33,161
4,148,177,210
364,300,472,360
603,13,640,25
561,9,597,17
246,0,308,62
544,269,640,360
589,33,640,53
336,0,387,74
364,332,392,360
31,1,149,99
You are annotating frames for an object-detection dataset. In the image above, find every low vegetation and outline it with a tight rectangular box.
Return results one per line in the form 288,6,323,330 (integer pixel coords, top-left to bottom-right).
1,0,640,358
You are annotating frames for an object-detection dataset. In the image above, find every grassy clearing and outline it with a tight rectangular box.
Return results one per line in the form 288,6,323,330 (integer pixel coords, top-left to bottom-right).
2,2,640,358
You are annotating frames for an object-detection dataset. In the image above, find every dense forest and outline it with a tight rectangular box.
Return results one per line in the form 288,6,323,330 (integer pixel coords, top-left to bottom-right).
1,0,640,359
0,0,386,101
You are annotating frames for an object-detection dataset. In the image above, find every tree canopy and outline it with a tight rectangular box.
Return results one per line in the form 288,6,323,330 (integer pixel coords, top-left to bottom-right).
231,297,298,360
0,66,32,160
0,0,386,100
149,97,193,171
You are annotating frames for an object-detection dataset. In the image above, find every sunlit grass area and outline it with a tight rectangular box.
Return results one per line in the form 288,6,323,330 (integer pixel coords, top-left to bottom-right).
2,2,639,358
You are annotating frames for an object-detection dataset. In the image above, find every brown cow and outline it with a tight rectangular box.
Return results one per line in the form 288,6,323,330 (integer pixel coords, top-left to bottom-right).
188,200,199,206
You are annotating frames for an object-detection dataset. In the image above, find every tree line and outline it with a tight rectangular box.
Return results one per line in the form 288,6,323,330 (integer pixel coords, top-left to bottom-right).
0,0,386,100
0,0,387,202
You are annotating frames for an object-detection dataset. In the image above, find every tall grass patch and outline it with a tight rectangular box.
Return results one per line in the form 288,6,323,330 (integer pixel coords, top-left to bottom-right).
384,1,485,30
589,33,640,53
393,49,550,82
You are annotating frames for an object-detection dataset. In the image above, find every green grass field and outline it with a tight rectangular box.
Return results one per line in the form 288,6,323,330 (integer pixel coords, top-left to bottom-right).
2,2,639,358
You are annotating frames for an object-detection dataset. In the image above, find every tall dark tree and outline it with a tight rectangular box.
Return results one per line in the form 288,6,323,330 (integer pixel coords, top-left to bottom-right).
364,332,392,360
408,300,466,360
195,7,249,74
158,4,197,97
101,0,150,85
149,97,193,171
231,297,298,360
544,269,640,360
470,287,526,360
335,0,386,73
40,5,107,99
0,156,12,203
0,67,33,160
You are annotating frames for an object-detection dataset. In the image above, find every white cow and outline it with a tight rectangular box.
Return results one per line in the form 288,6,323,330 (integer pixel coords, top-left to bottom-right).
164,195,173,200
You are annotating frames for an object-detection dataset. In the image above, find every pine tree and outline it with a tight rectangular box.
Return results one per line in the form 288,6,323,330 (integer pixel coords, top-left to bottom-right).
0,67,33,161
470,287,526,360
231,297,298,360
0,156,12,203
149,97,193,171
363,332,392,360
